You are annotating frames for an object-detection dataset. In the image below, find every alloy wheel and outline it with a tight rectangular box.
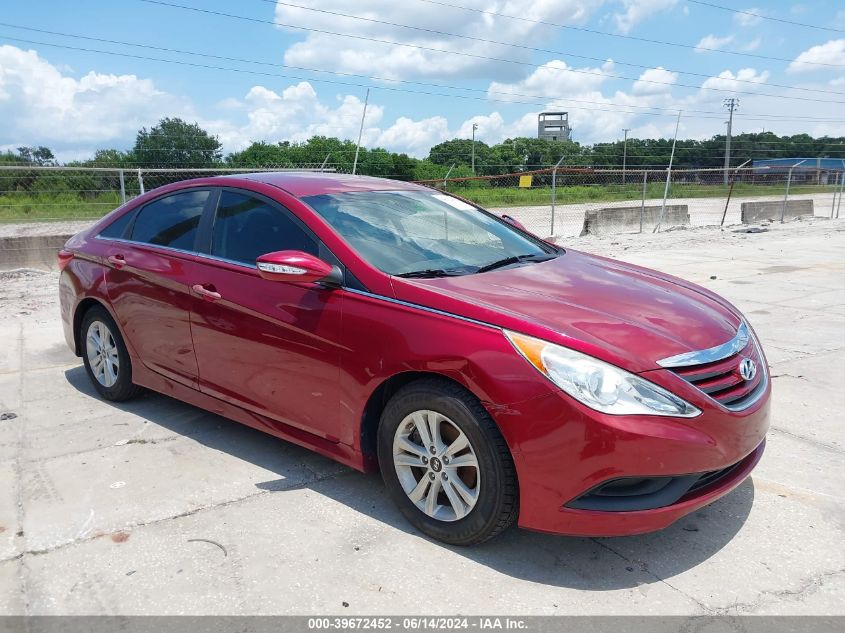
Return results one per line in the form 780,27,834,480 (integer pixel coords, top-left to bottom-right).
392,409,481,521
85,320,120,388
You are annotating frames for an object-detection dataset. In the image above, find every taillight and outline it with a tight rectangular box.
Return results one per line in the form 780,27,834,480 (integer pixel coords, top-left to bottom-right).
57,249,74,271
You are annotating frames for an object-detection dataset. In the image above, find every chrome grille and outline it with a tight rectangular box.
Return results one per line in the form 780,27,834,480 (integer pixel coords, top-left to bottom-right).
658,322,768,412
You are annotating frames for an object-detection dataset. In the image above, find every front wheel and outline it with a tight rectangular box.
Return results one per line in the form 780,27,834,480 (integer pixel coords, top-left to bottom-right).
377,379,518,545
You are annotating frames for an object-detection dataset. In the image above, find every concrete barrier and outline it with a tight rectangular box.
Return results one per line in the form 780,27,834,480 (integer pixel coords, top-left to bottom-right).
580,205,690,236
741,199,814,223
0,234,72,271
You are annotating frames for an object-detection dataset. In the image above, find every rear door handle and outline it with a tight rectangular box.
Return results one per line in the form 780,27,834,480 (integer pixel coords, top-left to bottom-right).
107,254,125,269
192,284,222,301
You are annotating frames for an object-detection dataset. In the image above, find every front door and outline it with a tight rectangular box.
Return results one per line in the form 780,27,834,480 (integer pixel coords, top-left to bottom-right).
189,189,345,442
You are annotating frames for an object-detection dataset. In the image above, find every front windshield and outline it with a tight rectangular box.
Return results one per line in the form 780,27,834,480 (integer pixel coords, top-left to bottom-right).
302,190,553,276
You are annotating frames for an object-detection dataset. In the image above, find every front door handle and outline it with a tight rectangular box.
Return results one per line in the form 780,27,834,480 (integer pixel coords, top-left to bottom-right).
192,283,222,301
107,254,125,269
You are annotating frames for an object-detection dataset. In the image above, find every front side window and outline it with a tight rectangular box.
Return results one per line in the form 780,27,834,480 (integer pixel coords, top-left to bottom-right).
303,190,553,276
211,191,318,265
130,190,209,250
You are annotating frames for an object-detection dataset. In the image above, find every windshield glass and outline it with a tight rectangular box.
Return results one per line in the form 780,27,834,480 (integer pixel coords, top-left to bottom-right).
302,190,551,276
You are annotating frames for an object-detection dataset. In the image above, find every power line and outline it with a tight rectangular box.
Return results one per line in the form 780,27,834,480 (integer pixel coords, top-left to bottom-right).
11,32,845,126
324,0,844,68
261,0,845,96
0,24,699,117
10,31,845,130
135,0,845,105
7,22,845,123
686,1,845,34
352,0,840,66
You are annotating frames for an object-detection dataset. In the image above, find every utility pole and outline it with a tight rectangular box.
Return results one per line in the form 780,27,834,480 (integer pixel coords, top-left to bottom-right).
622,128,631,184
723,97,738,185
471,123,479,174
352,88,369,176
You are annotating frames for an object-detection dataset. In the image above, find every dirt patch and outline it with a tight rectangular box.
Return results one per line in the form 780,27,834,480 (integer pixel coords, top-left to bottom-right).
111,532,130,543
0,269,56,316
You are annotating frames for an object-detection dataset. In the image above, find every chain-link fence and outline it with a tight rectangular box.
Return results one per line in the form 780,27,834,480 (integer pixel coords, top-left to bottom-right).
417,165,845,237
0,165,331,224
1,164,843,238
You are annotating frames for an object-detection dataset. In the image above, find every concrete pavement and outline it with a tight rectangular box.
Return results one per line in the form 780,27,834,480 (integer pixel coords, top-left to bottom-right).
0,220,843,615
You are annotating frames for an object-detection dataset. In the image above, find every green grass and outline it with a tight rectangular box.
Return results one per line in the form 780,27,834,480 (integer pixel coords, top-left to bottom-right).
0,183,837,221
448,183,837,208
0,192,122,223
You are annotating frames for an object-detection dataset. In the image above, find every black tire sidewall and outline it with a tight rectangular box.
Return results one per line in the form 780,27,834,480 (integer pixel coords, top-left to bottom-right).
378,383,513,545
80,306,136,401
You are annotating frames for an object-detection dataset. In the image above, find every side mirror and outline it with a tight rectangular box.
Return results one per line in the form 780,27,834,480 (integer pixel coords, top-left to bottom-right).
256,250,340,285
500,214,528,232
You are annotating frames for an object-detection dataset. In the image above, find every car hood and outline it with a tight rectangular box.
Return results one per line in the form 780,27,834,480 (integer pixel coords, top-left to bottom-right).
391,250,741,373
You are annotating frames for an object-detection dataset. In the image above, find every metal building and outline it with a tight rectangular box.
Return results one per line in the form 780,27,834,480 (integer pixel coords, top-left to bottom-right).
537,112,572,142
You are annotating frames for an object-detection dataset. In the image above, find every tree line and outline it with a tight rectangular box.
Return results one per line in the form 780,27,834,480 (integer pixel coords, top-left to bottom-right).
4,117,845,182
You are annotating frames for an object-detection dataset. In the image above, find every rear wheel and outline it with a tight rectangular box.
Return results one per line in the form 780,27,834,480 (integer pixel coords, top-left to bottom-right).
80,306,143,402
377,379,518,545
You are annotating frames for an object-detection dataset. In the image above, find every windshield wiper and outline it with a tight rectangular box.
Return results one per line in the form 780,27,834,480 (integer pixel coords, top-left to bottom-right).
475,253,556,274
395,268,468,278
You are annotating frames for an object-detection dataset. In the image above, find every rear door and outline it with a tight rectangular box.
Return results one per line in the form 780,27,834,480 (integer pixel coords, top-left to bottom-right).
188,188,346,442
102,188,214,388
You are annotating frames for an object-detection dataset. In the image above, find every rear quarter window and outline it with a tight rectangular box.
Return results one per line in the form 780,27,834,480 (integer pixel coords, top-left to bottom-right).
130,190,210,251
98,210,135,239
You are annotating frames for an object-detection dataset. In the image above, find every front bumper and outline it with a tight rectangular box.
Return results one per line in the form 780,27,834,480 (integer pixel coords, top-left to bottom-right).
493,373,770,537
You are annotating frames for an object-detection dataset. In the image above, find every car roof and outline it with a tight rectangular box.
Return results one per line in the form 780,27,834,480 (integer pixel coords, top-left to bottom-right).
224,171,427,198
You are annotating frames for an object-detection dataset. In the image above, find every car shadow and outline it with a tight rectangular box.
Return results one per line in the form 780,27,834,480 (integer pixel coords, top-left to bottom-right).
65,365,755,591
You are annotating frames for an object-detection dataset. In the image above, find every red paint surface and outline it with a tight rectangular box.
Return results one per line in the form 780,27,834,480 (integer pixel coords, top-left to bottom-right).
59,173,770,537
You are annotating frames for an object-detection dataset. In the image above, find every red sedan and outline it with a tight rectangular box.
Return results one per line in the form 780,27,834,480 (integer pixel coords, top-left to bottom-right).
58,172,769,545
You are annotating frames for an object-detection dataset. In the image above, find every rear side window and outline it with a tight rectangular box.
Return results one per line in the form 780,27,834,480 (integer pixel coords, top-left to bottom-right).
130,190,210,250
211,191,318,265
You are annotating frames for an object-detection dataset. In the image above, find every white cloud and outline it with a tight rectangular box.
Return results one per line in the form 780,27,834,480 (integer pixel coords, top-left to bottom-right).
632,67,679,95
612,0,678,34
734,8,763,26
487,59,616,101
4,42,845,167
742,37,762,52
695,34,735,52
373,116,450,155
0,45,189,148
700,68,769,91
788,39,845,73
211,82,386,152
275,0,603,81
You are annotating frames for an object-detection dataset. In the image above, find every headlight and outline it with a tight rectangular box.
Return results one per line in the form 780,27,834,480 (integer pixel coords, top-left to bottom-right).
505,330,701,418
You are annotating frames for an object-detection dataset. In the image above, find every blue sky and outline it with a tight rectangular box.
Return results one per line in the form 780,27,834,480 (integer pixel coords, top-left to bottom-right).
2,0,845,160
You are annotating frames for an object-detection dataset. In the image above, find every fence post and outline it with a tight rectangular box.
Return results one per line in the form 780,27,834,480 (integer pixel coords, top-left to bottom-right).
781,159,806,223
837,164,845,218
137,168,145,195
832,172,840,219
442,164,455,190
320,153,331,172
550,155,565,237
655,110,682,233
721,159,751,227
119,169,126,204
639,170,648,233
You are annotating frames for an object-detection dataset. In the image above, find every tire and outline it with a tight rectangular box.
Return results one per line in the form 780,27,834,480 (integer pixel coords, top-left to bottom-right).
377,378,519,545
80,305,144,402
